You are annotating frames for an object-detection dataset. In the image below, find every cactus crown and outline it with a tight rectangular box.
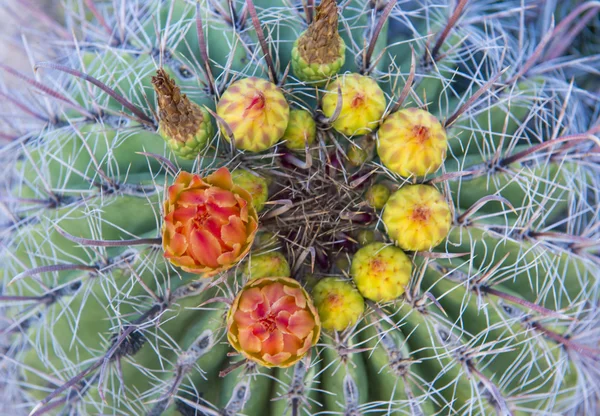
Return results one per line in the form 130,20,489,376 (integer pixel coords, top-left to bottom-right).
0,0,599,415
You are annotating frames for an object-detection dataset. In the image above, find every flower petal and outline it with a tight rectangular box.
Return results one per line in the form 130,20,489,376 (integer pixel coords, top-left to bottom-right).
283,286,307,309
261,282,287,308
217,244,242,266
167,232,187,257
270,296,299,316
238,287,266,313
287,310,315,339
261,330,284,356
282,333,303,355
206,187,238,207
221,216,248,247
262,352,291,366
251,323,269,342
206,167,234,190
177,189,207,207
189,229,222,268
297,331,314,356
172,206,197,225
233,310,254,329
237,327,262,353
275,310,291,333
207,199,240,220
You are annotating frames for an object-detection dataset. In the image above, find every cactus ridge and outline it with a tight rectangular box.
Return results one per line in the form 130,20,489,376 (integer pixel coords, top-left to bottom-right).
0,1,599,415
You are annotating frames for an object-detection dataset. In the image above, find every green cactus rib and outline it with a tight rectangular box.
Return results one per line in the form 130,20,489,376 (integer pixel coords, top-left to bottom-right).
1,1,598,416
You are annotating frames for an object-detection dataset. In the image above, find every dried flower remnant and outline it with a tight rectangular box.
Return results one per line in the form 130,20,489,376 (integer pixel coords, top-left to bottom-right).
151,69,213,159
291,0,345,82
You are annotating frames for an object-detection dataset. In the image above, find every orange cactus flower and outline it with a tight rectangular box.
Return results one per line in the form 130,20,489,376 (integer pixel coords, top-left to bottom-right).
227,276,321,367
162,167,258,276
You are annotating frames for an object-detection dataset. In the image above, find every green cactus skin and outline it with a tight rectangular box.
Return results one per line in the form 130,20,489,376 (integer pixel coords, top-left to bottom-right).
1,1,599,415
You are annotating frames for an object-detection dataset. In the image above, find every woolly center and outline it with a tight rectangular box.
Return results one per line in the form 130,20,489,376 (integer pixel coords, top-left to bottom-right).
411,205,431,222
412,125,431,144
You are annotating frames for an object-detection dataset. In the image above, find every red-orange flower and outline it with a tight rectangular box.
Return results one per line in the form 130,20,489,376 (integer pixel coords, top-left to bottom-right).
162,168,258,276
227,276,321,367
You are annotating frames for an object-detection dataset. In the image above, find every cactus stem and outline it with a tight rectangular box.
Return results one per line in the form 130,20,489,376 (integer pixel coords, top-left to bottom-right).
34,62,155,127
456,195,517,225
55,226,161,247
195,1,216,95
175,396,220,416
198,296,233,307
31,305,163,415
362,0,397,74
246,0,279,84
0,63,94,120
444,68,508,128
427,0,468,65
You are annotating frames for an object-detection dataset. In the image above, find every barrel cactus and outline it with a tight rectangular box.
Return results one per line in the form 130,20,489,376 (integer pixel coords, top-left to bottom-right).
1,0,599,415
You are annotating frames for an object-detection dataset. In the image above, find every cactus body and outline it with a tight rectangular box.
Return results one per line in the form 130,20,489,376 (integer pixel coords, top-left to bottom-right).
1,1,598,415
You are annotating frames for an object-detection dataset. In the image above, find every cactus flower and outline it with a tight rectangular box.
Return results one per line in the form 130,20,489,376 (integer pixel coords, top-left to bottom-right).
227,276,321,367
383,184,451,252
151,69,214,159
162,168,258,276
312,278,365,331
322,73,386,136
216,77,289,152
378,108,448,177
291,0,346,83
351,242,412,302
282,109,317,150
